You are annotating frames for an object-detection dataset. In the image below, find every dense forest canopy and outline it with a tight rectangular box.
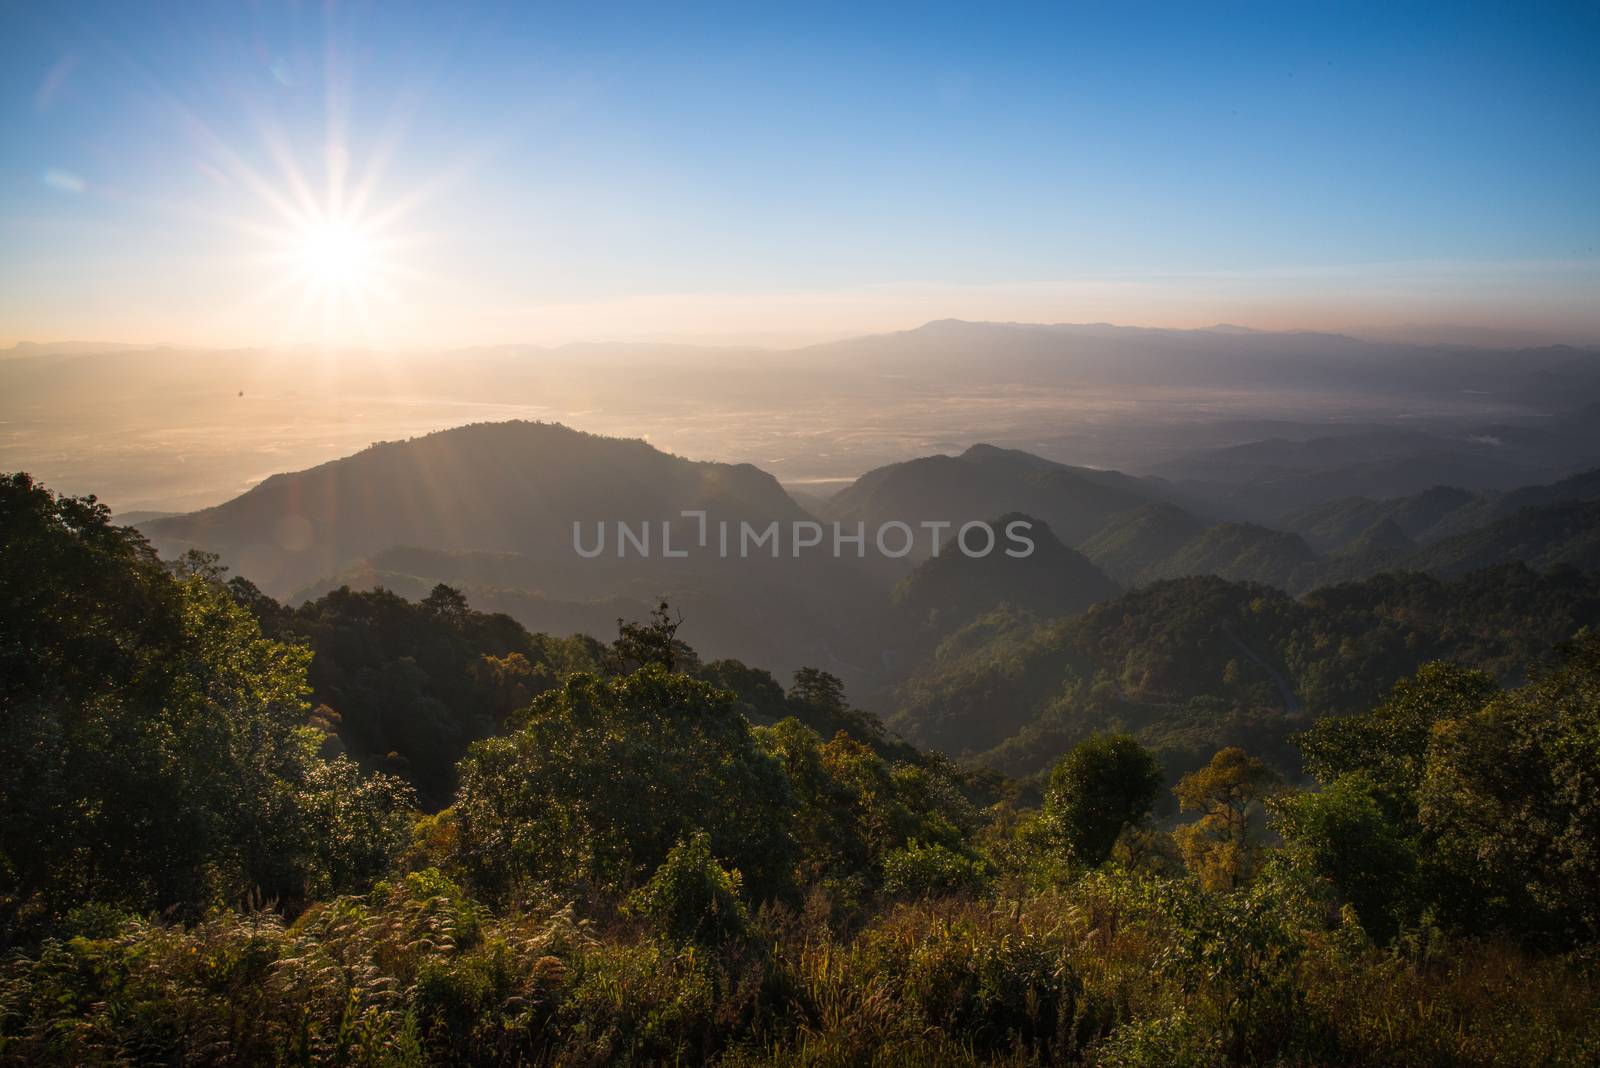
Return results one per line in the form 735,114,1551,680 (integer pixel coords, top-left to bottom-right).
3,469,1599,1065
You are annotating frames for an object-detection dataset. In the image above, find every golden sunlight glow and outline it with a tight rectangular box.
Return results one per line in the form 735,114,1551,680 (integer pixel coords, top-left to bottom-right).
184,92,448,344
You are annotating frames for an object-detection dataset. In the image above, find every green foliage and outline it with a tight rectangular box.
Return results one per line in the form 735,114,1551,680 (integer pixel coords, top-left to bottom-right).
893,566,1600,781
1093,1009,1219,1068
1298,660,1498,818
1417,637,1600,946
0,475,413,936
1271,774,1417,942
298,755,420,901
7,469,1600,1065
627,832,751,947
754,717,978,904
1288,642,1600,948
238,579,600,807
1042,733,1164,867
453,665,797,903
697,658,790,722
7,870,1597,1067
848,901,1090,1060
1145,868,1319,1063
1173,747,1283,891
0,873,587,1066
608,599,691,673
881,840,990,898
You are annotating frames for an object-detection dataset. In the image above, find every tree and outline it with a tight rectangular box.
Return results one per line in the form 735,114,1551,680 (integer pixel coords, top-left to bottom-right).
626,831,750,947
1417,636,1600,946
1297,661,1497,820
237,582,596,808
453,665,796,903
1041,734,1163,867
790,667,848,717
1271,774,1417,942
1286,650,1600,947
787,667,893,748
1174,747,1283,890
421,583,471,625
609,601,689,673
697,659,789,722
0,474,413,935
753,717,978,898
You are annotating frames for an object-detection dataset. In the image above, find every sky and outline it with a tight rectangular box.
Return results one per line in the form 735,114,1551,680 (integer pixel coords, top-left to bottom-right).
2,1,1598,348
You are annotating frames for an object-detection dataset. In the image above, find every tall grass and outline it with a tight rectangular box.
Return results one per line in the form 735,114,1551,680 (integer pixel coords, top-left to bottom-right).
3,868,1595,1066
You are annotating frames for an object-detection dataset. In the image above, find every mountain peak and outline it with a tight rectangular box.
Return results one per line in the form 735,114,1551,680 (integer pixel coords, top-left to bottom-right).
821,443,1176,547
142,419,806,596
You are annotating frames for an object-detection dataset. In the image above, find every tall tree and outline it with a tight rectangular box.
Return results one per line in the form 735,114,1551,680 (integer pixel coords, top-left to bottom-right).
609,600,688,673
1174,747,1283,890
1042,734,1164,867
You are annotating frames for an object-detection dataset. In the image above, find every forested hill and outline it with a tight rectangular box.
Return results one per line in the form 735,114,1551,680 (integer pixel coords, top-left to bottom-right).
1283,464,1600,548
139,421,892,685
142,420,809,596
85,415,1600,797
889,563,1600,778
891,514,1121,633
231,579,938,810
819,443,1180,548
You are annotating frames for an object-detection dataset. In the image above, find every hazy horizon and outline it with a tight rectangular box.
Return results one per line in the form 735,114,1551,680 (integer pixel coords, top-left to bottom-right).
6,317,1596,516
7,313,1600,354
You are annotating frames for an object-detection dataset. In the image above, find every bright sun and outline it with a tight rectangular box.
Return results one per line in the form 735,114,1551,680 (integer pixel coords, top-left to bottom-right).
197,90,446,341
296,220,377,291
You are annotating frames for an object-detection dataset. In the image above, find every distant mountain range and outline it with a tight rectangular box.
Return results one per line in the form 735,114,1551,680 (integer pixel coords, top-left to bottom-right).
127,418,1600,703
1149,407,1600,519
797,319,1600,403
888,564,1600,773
1078,503,1206,585
8,321,1598,515
819,440,1600,596
1136,523,1318,590
1283,465,1600,546
1403,499,1600,577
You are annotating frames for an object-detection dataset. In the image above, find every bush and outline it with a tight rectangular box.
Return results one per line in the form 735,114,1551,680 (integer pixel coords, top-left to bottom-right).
881,840,990,899
628,832,751,948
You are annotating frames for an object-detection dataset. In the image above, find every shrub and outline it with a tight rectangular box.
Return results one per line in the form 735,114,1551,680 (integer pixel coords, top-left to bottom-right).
628,832,751,948
881,840,990,899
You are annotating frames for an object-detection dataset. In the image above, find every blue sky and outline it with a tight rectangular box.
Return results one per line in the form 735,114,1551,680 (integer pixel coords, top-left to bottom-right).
2,1,1597,346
